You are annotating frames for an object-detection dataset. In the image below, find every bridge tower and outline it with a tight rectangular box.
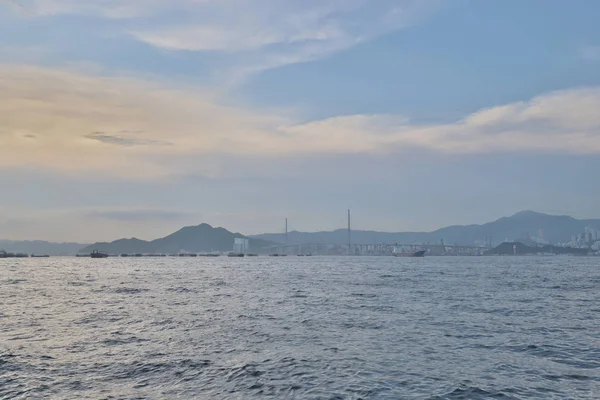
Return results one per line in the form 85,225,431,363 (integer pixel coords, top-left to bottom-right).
348,209,351,255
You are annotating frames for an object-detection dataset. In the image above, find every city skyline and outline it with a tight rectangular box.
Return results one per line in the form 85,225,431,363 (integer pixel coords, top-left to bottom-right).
1,0,600,242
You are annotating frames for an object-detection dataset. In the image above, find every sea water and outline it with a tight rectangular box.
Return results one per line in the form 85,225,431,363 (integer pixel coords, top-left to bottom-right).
1,256,598,399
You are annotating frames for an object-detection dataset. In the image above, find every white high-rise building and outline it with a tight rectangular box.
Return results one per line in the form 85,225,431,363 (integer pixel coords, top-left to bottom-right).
233,238,249,253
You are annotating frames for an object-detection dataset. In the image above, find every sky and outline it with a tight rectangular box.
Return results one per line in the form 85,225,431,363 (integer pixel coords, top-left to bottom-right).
1,0,600,242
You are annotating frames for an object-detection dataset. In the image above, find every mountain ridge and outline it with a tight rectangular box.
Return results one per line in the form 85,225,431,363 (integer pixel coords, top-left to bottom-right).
3,211,599,254
251,211,600,246
79,223,273,254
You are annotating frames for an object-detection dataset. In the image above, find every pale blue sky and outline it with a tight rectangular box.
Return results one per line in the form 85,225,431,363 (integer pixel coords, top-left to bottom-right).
1,0,599,241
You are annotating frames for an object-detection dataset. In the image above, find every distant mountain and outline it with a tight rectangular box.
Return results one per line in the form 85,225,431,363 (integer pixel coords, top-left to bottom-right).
79,223,273,254
0,240,88,256
252,211,600,246
485,241,589,256
253,229,428,246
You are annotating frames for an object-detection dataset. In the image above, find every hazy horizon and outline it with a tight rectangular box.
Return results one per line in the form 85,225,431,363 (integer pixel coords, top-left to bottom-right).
1,209,599,244
2,1,600,242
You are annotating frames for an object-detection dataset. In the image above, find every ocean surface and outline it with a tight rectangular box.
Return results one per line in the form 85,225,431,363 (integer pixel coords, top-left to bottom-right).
1,256,598,399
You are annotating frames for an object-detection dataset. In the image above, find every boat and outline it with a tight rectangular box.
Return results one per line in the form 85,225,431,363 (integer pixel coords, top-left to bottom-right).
246,254,258,257
90,250,109,258
30,254,50,258
393,250,426,258
228,253,245,257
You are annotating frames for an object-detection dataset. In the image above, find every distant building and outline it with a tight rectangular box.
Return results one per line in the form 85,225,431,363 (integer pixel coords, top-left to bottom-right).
233,238,249,253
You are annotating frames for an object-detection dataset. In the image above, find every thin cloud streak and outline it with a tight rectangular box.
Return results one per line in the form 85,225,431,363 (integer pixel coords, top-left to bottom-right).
1,64,600,179
130,0,437,77
5,0,439,78
84,132,173,147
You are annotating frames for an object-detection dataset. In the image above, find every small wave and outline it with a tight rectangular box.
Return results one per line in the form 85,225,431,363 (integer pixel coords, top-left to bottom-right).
350,293,378,298
106,358,211,381
91,285,150,295
226,362,265,381
112,287,149,294
543,373,596,382
102,335,149,346
290,293,308,298
5,279,27,285
0,353,25,374
67,281,88,286
166,286,197,293
429,385,519,399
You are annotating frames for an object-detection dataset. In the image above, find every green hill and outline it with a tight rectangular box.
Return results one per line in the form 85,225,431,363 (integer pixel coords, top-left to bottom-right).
485,241,589,256
79,223,272,254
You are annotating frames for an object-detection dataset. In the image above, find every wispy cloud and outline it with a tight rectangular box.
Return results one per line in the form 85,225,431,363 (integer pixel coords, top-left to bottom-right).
5,0,439,78
2,64,600,179
84,132,173,147
132,0,437,77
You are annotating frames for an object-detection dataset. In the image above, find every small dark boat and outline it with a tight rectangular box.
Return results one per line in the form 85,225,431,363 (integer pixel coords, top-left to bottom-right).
228,253,245,257
30,254,50,258
91,250,109,258
246,254,258,257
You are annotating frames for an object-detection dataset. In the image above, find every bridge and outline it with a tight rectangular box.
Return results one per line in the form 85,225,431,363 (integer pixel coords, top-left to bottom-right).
267,243,491,256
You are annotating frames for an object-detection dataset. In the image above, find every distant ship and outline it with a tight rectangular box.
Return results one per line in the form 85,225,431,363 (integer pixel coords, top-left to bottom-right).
228,253,245,257
393,250,426,258
90,250,109,258
0,251,29,258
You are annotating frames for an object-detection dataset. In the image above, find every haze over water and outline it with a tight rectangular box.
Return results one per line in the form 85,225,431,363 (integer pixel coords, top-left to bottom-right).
1,256,598,399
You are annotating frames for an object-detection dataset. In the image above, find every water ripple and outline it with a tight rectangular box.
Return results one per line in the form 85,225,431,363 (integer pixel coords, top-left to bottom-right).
1,256,598,399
